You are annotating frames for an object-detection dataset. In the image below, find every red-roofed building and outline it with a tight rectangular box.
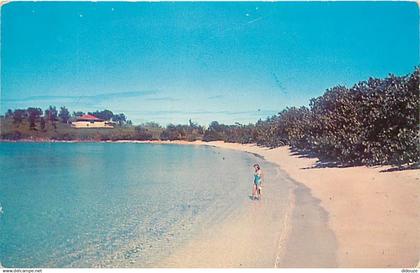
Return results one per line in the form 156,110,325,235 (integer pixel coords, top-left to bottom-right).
76,114,103,121
71,114,114,128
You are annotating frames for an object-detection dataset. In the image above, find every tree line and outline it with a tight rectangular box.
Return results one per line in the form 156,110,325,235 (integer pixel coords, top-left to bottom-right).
3,107,132,130
5,106,71,130
1,67,418,166
203,67,419,166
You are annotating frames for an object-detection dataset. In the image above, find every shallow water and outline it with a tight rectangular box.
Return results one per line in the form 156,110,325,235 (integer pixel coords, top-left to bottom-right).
0,142,276,267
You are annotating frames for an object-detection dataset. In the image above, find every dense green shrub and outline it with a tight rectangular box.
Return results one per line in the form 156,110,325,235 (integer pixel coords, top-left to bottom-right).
250,67,419,166
203,122,255,143
160,121,204,141
134,126,153,140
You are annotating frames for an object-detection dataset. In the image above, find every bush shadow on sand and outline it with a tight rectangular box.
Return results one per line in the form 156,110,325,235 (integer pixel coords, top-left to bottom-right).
289,147,420,173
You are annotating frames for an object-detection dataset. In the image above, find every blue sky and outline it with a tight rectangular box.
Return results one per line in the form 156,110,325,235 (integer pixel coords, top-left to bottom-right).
1,1,418,125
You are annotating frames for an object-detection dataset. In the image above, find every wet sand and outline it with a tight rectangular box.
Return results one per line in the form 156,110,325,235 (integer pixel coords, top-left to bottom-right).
157,165,296,267
194,141,420,267
279,181,337,267
154,142,338,267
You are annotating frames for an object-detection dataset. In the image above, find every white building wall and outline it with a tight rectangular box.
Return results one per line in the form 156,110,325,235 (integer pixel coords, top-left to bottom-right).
71,121,113,128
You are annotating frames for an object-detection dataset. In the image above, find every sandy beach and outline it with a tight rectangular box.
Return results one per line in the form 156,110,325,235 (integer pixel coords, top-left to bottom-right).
135,140,419,268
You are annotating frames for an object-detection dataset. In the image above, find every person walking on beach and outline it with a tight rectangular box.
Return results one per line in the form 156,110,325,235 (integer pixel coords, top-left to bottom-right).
252,164,263,200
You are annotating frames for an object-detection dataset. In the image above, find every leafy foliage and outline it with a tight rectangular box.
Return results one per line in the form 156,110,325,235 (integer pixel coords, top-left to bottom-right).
44,106,58,122
26,107,43,130
12,109,27,125
250,68,420,165
160,121,204,141
58,107,70,123
88,110,114,121
1,68,418,166
203,121,255,143
112,113,127,126
72,111,85,117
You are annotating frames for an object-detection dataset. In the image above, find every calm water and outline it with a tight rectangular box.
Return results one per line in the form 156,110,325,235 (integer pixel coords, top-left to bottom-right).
0,142,273,267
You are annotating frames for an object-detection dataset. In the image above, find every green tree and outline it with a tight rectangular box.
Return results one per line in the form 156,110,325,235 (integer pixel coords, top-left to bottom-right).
143,121,162,129
112,113,127,126
5,109,13,118
72,111,85,117
45,106,58,129
89,110,114,121
12,109,27,125
134,125,153,140
58,106,70,123
40,117,46,131
203,121,227,141
26,107,43,130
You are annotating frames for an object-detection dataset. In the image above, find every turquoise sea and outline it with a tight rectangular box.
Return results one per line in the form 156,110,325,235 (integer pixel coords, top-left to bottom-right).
0,142,273,267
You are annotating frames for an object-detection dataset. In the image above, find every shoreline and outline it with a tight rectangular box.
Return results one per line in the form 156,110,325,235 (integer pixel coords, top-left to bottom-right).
155,151,301,268
131,139,419,267
195,141,420,267
154,145,338,268
1,139,418,267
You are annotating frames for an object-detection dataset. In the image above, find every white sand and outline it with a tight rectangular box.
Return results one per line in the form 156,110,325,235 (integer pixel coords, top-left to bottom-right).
196,141,420,267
